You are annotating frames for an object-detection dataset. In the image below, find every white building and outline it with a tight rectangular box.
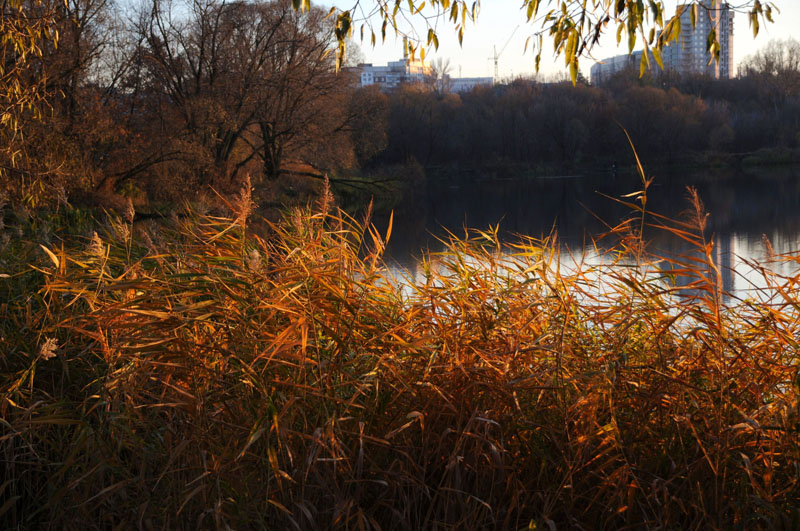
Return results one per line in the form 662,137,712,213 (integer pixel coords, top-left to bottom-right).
662,0,734,78
353,58,493,93
450,77,493,93
355,51,432,91
590,51,644,85
590,0,733,83
352,47,493,93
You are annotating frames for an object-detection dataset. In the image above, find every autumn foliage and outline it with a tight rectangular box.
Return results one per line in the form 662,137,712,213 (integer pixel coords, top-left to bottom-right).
1,178,798,528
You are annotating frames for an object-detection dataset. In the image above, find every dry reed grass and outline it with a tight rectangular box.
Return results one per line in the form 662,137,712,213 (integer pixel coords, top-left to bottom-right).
1,177,799,529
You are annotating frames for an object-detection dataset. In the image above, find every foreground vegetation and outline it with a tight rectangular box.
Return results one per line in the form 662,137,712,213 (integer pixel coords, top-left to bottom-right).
1,178,799,529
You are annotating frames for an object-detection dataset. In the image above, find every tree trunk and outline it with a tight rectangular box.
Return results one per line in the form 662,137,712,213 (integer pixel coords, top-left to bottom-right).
260,122,282,181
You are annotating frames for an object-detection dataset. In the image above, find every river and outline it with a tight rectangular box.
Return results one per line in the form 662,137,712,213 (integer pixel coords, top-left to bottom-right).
375,165,800,300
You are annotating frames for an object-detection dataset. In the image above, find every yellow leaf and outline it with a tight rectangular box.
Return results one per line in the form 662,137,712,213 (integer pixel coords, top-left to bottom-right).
385,211,393,243
40,244,59,269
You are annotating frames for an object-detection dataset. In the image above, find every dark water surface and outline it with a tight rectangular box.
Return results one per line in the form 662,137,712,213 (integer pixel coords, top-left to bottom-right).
376,166,800,298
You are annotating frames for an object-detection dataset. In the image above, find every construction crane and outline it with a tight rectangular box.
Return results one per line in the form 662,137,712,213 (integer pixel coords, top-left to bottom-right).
489,26,519,83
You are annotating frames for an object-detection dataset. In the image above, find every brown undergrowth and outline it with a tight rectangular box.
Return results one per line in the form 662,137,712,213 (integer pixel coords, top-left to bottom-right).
1,176,799,529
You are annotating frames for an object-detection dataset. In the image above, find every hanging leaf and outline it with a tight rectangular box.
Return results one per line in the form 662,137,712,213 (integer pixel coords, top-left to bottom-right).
705,28,716,53
565,30,576,66
569,57,578,85
651,45,663,69
639,47,649,77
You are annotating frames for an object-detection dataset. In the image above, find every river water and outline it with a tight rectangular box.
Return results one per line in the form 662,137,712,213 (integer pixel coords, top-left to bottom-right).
376,166,800,299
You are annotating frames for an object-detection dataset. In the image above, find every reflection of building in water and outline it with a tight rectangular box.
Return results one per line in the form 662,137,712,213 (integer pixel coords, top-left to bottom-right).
715,233,735,297
715,232,798,302
661,235,732,299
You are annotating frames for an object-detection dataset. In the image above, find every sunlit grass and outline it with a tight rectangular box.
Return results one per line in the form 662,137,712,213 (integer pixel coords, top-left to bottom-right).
1,183,799,528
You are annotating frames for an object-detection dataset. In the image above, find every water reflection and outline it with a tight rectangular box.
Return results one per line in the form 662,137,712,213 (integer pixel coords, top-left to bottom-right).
376,166,800,298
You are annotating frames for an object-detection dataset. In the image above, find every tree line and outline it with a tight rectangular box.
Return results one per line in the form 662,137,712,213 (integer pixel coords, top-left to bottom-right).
359,38,800,178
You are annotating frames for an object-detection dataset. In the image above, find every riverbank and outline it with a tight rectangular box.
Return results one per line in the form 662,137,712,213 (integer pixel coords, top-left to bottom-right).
422,147,800,184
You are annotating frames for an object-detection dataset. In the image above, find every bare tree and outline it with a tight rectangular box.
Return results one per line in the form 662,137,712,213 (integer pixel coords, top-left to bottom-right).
429,57,452,94
133,0,353,187
740,38,800,113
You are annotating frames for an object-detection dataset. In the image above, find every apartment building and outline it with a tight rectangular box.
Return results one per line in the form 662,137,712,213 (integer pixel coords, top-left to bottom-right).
591,0,734,83
662,0,734,78
354,54,432,91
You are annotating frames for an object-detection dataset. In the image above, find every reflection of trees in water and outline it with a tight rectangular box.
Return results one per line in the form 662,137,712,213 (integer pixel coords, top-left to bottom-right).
383,167,800,292
642,168,800,236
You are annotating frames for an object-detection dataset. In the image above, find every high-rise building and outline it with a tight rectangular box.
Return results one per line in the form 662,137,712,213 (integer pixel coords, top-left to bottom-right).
662,0,734,78
591,0,734,84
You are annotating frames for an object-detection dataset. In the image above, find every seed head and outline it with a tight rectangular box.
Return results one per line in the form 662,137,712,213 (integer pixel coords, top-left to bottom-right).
88,232,105,258
317,175,334,214
39,337,58,360
246,248,265,272
124,197,135,224
761,234,775,263
234,175,255,226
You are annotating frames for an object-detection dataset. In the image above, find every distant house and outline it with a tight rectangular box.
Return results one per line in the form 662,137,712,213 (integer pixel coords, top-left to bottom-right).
353,51,432,91
350,53,492,93
450,77,493,93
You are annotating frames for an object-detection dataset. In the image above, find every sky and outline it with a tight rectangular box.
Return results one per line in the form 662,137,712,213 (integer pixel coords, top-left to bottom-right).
352,0,800,80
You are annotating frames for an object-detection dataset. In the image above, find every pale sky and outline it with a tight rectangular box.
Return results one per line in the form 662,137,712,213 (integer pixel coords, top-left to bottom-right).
352,0,800,79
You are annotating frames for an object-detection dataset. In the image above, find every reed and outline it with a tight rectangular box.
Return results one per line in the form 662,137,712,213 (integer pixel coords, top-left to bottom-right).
1,183,798,529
